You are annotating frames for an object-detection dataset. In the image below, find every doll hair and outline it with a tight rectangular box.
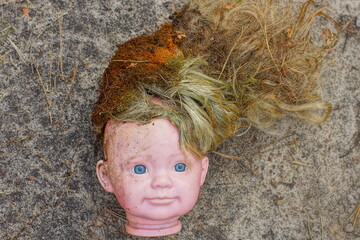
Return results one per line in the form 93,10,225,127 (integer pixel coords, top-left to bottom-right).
92,0,338,157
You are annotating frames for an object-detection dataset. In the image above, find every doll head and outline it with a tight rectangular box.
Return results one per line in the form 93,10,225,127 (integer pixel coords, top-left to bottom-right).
96,118,209,237
92,2,335,235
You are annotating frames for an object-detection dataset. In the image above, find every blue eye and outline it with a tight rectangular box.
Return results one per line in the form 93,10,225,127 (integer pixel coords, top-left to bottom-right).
174,163,187,172
132,165,147,174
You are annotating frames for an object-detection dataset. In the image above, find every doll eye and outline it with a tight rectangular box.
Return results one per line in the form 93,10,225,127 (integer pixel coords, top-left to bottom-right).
173,163,187,172
132,164,147,174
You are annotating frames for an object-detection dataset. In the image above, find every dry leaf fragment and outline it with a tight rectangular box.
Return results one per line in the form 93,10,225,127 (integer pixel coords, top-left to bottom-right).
276,199,287,205
22,7,30,20
27,175,39,182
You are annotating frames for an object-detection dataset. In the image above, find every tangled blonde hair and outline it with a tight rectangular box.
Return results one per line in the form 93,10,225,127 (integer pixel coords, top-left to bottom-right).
92,0,339,157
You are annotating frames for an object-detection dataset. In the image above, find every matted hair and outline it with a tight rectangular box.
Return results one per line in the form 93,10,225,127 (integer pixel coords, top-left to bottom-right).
92,0,338,157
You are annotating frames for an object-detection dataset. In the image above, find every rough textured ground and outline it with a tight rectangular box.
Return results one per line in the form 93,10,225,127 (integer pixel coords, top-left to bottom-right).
0,0,359,239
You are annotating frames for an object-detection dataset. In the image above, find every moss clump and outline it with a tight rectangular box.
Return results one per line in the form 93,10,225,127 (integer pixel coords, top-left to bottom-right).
92,24,182,134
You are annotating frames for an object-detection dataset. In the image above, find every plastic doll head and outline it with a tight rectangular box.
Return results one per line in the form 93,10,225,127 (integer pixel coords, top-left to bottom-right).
96,118,209,237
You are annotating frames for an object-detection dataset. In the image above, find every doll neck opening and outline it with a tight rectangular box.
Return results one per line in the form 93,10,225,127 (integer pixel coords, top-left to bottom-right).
125,214,181,237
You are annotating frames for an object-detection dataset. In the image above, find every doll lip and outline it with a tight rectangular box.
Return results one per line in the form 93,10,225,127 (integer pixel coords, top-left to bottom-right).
145,197,177,205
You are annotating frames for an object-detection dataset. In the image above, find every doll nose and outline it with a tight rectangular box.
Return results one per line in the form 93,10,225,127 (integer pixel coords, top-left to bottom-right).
151,171,173,189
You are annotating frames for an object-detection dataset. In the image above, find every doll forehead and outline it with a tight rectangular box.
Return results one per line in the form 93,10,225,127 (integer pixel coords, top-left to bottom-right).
103,119,200,167
104,118,179,141
103,118,182,157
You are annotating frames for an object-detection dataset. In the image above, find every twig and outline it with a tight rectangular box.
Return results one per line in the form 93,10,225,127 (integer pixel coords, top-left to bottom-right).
0,89,10,100
0,25,12,35
7,38,26,63
290,160,311,167
285,156,311,167
49,53,57,92
9,55,19,70
320,216,323,240
31,56,52,108
0,25,13,38
48,109,53,124
166,236,178,240
38,156,52,168
1,134,36,147
0,17,17,34
354,205,360,227
287,138,299,149
0,190,22,194
66,65,78,99
305,220,314,240
213,151,241,161
1,25,12,33
57,11,65,81
347,203,360,227
9,232,33,240
257,132,297,154
342,30,349,53
65,175,73,196
0,52,10,63
104,208,127,222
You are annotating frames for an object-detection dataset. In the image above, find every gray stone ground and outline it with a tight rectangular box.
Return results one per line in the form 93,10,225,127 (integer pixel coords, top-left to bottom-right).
0,0,359,239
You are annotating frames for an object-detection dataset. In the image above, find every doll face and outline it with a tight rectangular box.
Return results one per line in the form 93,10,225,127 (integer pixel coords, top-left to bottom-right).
96,118,208,223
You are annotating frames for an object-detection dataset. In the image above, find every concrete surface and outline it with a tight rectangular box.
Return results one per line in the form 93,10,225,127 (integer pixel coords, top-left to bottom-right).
0,0,359,239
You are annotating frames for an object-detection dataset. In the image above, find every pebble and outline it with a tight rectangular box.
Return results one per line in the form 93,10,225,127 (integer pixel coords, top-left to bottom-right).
356,16,360,28
344,224,354,233
347,194,356,204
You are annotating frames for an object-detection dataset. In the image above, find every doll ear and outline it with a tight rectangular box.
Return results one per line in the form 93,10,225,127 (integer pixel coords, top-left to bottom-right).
200,157,209,186
96,160,114,193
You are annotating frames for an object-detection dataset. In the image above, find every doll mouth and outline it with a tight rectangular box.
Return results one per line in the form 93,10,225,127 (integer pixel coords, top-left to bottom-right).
145,197,177,205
